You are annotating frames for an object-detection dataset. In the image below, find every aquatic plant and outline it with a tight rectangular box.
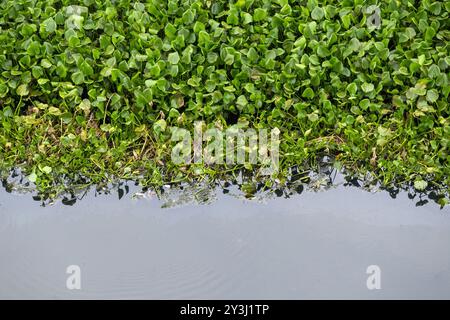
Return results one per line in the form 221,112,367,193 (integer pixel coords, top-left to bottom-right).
0,0,449,205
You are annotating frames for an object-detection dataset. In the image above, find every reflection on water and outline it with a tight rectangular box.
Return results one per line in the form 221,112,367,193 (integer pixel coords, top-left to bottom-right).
1,164,448,208
0,172,449,299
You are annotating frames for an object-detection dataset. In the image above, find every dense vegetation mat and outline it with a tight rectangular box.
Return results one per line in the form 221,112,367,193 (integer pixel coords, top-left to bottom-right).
0,0,449,204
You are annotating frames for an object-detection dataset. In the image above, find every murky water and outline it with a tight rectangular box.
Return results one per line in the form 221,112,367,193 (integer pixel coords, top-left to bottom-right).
0,180,449,299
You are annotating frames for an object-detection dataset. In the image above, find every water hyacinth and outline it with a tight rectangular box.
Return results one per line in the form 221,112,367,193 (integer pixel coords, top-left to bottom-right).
0,0,448,205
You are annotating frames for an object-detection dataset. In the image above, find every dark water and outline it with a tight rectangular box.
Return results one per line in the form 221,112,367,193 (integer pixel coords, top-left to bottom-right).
0,177,449,299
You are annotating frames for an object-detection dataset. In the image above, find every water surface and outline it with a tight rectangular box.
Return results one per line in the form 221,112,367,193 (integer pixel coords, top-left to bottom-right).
0,183,449,299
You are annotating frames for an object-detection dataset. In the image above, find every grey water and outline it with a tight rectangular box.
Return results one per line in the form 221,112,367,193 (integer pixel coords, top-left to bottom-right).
0,181,449,299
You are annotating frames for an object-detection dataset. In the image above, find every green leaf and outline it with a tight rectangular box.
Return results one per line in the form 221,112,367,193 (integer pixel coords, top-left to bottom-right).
317,45,330,57
182,9,195,24
0,83,9,97
236,95,248,108
28,172,37,183
48,107,62,116
242,12,253,24
31,66,44,79
227,9,239,25
302,87,315,99
348,38,360,52
311,7,324,20
247,47,259,62
187,76,200,87
168,52,180,65
361,83,374,93
27,41,40,56
16,84,29,96
428,2,441,15
181,46,193,64
80,61,94,77
41,17,57,33
346,82,357,96
253,8,267,21
41,166,52,174
56,64,67,78
71,72,85,85
414,180,428,191
426,89,439,103
193,21,205,33
207,52,218,64
68,35,80,47
41,59,52,68
425,27,436,41
153,119,167,134
165,23,177,38
307,112,319,122
198,30,211,47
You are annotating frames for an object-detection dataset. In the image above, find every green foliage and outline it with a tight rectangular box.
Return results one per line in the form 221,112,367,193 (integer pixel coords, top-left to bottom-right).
0,0,449,202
